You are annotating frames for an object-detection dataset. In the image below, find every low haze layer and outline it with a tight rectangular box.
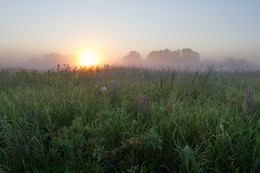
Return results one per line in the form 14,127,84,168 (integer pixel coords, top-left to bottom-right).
1,0,260,68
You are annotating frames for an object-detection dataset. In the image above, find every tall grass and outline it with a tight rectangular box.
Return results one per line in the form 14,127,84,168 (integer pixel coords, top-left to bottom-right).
0,66,259,172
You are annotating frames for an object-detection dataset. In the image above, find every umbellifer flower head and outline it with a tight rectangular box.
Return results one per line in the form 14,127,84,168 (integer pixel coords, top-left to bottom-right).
100,87,107,92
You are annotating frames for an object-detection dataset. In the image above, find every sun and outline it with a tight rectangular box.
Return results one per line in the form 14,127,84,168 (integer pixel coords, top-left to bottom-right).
78,52,99,67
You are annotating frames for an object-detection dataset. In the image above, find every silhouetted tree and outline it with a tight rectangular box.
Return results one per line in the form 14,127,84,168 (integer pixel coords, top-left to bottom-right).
147,49,173,62
181,48,200,65
42,53,74,69
123,51,142,65
146,48,200,66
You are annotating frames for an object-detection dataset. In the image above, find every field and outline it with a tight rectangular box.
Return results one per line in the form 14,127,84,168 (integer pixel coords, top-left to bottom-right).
0,66,259,172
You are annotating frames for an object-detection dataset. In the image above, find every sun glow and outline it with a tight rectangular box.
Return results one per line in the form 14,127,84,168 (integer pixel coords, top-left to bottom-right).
78,52,99,66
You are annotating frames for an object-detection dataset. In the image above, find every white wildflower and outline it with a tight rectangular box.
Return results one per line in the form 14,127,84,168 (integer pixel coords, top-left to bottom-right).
183,145,193,154
100,87,107,92
111,80,117,84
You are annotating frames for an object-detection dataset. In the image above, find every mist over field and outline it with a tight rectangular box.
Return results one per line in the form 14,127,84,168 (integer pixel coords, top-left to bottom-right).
1,1,259,71
0,1,260,172
1,48,259,72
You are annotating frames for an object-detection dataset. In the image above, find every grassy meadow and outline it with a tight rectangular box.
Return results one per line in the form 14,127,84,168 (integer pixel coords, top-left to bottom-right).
0,65,259,172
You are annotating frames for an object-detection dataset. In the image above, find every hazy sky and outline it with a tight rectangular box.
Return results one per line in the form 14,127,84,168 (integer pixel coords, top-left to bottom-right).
1,0,260,64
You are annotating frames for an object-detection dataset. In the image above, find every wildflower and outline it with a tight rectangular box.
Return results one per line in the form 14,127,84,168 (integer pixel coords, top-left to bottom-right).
100,87,107,92
95,92,100,99
18,97,22,104
245,89,251,99
248,97,254,108
139,96,149,104
31,136,36,143
245,89,254,108
65,96,72,104
144,98,149,103
57,159,62,164
135,89,138,95
183,145,193,153
166,101,173,109
139,96,143,103
230,98,236,104
25,144,30,155
23,97,27,105
30,100,34,109
128,137,140,145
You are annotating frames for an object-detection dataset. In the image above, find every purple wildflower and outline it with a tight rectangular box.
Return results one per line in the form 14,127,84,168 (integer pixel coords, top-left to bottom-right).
25,144,30,155
245,89,251,99
248,97,254,108
57,159,62,164
140,96,149,104
144,98,149,103
65,96,72,104
166,101,173,109
139,96,143,104
30,100,34,109
18,97,22,104
230,98,236,104
23,97,27,105
31,136,37,143
95,92,100,99
135,89,139,95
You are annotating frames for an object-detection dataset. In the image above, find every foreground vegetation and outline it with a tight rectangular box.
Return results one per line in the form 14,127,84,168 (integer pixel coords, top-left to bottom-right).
0,65,259,172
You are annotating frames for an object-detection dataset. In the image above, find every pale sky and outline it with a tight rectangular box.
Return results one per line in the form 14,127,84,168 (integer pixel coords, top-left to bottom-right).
1,0,260,65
